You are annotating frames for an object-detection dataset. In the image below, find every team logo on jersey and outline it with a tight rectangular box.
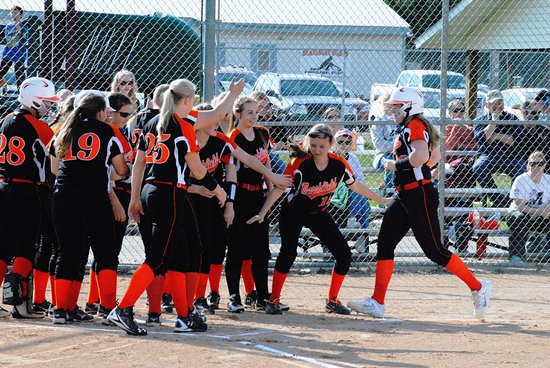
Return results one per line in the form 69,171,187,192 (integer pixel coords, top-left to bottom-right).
202,153,220,172
301,178,338,199
256,147,269,164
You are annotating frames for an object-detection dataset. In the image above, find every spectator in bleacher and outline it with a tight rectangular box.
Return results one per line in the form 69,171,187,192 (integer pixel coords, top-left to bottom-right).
251,91,285,174
369,91,397,189
507,151,550,264
446,99,477,162
518,100,550,161
473,90,525,207
534,89,550,121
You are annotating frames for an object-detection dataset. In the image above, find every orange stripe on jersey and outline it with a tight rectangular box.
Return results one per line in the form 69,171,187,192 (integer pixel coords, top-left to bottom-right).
283,155,309,176
407,118,428,142
328,152,355,177
215,131,237,149
25,114,54,147
185,109,199,124
107,123,132,154
173,113,199,153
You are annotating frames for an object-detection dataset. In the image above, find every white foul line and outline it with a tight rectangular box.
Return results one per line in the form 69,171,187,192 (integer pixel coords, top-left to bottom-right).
239,341,344,368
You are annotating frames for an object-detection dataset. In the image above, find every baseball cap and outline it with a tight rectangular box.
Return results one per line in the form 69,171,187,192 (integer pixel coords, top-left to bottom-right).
73,90,115,111
486,90,504,103
335,128,353,139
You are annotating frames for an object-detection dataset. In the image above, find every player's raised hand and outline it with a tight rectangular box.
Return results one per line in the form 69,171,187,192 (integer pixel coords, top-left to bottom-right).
228,78,246,96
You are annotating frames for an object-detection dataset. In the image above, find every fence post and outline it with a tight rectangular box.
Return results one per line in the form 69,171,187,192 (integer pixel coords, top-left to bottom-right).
465,50,479,119
202,0,216,101
439,0,450,246
65,0,76,90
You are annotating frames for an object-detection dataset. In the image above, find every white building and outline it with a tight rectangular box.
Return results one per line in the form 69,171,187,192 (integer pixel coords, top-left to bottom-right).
0,0,409,96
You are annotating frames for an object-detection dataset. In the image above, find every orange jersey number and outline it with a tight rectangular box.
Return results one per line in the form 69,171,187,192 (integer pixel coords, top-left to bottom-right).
144,133,170,164
0,134,26,166
64,133,101,162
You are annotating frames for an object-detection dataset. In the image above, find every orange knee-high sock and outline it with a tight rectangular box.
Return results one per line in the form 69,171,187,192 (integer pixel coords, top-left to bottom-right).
119,263,154,309
166,271,187,317
208,264,223,293
87,269,99,304
163,277,171,295
241,260,255,294
97,269,117,310
328,269,346,301
33,269,50,304
445,253,482,291
49,275,56,306
372,260,394,305
0,260,9,288
270,269,288,300
146,275,165,315
69,281,82,310
54,279,72,310
195,273,209,299
185,272,199,309
12,257,33,297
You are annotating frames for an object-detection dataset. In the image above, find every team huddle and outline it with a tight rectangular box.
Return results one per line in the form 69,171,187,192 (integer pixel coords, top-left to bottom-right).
0,75,492,336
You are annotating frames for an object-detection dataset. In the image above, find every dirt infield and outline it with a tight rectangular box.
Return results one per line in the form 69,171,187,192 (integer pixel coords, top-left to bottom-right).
1,272,549,368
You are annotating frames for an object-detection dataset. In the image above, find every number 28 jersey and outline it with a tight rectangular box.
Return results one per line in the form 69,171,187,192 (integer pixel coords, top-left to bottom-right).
283,153,355,213
139,113,199,188
49,118,131,191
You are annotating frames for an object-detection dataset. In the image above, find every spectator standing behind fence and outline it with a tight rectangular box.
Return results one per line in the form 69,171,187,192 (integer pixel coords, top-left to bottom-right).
534,89,550,121
0,6,28,87
111,70,141,112
251,91,285,174
369,91,397,189
473,90,525,208
507,151,550,265
518,100,550,161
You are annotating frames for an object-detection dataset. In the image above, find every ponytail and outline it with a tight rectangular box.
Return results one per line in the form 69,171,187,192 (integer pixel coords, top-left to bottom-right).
158,79,196,138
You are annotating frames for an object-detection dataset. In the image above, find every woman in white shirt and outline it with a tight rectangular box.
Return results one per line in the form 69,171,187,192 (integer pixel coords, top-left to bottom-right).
507,151,550,263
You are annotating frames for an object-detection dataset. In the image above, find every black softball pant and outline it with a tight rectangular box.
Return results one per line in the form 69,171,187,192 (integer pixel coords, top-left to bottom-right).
226,188,270,301
377,183,453,266
275,201,352,275
181,193,203,273
52,187,117,281
0,182,42,265
140,183,190,275
35,185,58,275
190,193,228,274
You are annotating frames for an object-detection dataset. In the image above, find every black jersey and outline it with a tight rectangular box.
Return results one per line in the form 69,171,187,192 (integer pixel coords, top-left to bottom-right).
0,109,54,182
284,153,355,213
392,118,432,185
49,118,130,191
139,113,199,188
229,126,272,187
127,108,160,163
190,132,235,185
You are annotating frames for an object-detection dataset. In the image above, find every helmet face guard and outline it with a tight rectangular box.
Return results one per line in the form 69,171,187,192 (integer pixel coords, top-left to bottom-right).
385,87,424,119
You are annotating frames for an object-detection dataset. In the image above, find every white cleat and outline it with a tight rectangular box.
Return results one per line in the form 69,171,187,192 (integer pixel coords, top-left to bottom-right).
472,280,492,319
0,305,10,318
347,297,385,318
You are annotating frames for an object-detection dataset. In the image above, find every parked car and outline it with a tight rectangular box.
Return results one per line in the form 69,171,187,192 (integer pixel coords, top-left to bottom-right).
501,88,544,109
253,73,357,121
396,70,467,90
332,81,370,121
216,65,256,95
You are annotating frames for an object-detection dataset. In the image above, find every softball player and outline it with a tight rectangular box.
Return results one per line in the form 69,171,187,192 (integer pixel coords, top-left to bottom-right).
347,87,492,319
0,77,58,319
108,78,243,336
248,124,388,314
190,103,292,313
49,92,130,324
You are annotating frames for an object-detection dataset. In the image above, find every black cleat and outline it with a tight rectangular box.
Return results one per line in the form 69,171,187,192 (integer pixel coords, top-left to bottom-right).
227,294,245,313
206,291,220,310
33,300,53,314
145,312,162,327
107,306,147,336
98,305,113,326
52,308,67,324
70,306,94,322
244,290,257,309
193,297,209,312
325,298,351,315
161,293,174,314
85,302,100,314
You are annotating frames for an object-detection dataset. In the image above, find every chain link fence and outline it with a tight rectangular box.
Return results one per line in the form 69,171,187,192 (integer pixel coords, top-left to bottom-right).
1,1,549,270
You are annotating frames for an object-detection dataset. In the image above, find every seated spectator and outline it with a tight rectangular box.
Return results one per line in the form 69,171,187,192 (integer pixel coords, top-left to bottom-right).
250,91,285,174
534,89,550,121
369,91,397,189
507,151,550,264
323,107,342,135
518,100,550,161
330,129,371,252
473,90,525,207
